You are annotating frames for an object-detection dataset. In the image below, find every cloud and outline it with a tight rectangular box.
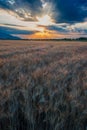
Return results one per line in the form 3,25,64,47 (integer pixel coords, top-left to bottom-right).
44,22,87,36
51,0,87,24
0,0,87,24
0,0,87,39
2,23,25,27
0,26,37,36
0,0,42,21
0,32,21,40
46,25,69,33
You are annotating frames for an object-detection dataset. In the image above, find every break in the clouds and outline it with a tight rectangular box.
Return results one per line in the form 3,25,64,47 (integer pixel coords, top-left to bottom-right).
0,0,87,39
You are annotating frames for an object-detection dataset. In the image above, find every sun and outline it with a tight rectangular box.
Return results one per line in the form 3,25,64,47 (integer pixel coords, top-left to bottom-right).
37,15,53,26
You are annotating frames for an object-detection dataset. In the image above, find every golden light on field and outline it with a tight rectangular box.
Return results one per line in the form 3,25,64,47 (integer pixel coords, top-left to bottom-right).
37,15,53,26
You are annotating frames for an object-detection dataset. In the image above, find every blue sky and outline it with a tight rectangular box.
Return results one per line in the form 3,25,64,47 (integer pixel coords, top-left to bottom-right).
0,0,87,39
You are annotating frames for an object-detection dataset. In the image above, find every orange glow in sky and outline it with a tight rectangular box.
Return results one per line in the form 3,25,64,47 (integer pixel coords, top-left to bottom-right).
27,30,66,39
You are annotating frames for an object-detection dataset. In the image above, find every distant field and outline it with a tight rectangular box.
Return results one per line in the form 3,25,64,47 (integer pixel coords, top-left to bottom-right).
0,40,87,130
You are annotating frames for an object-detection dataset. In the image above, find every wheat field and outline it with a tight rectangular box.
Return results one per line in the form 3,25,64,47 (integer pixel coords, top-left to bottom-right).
0,40,87,130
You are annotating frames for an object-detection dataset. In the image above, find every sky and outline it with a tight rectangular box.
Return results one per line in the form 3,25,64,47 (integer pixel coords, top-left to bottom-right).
0,0,87,39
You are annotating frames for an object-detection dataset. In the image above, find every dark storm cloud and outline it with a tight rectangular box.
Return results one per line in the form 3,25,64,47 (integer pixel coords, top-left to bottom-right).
52,0,87,23
0,26,37,35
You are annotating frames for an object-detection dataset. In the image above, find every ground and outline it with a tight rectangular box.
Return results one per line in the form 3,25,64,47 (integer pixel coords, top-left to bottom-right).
0,40,87,130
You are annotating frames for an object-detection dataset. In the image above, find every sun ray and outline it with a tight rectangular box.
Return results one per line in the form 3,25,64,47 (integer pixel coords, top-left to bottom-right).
37,15,53,26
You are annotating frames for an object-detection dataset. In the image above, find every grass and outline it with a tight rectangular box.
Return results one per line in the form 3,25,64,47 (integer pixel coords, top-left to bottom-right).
0,40,87,130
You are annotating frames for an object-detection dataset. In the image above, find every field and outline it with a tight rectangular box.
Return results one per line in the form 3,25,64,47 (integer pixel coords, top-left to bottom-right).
0,40,87,130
